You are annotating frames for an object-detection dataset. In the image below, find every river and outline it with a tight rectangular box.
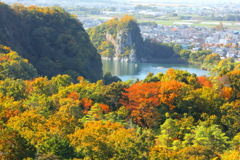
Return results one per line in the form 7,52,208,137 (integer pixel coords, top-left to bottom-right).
102,60,209,81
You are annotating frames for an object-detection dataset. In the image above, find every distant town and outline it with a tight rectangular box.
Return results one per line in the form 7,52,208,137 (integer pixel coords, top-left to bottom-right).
139,24,240,61
73,1,240,62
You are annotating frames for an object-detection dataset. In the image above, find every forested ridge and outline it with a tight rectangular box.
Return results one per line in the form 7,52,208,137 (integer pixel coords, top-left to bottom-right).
0,2,102,82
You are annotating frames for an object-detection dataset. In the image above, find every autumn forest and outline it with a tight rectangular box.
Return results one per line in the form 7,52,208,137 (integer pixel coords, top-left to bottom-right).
0,2,240,160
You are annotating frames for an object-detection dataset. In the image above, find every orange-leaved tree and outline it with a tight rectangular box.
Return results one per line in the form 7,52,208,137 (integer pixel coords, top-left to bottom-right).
120,80,183,128
158,80,183,110
120,82,162,128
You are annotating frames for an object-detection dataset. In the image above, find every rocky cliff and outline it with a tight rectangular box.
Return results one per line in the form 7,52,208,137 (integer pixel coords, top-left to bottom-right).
106,30,136,62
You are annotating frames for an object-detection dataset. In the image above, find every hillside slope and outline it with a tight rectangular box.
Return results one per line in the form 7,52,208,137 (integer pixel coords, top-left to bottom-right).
0,2,102,82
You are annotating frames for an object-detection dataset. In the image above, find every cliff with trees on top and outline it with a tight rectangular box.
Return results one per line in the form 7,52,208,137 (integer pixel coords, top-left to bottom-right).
88,15,183,63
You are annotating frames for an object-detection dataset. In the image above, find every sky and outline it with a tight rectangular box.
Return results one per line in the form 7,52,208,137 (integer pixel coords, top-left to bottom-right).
1,0,240,5
131,0,240,4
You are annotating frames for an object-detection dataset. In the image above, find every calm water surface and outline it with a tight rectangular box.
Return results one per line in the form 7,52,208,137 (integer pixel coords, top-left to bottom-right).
102,60,209,81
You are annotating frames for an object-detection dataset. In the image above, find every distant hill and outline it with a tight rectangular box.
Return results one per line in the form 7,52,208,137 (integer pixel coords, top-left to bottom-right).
88,15,144,62
0,2,102,82
88,15,181,63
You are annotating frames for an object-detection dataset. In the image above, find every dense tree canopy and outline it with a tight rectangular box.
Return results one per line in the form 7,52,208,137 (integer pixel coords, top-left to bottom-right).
0,63,239,159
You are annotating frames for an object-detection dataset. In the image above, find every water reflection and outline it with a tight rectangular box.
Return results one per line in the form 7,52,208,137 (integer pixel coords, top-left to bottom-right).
102,60,141,76
102,60,209,81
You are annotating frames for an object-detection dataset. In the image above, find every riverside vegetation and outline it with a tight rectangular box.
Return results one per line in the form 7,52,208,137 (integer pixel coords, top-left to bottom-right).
0,2,240,160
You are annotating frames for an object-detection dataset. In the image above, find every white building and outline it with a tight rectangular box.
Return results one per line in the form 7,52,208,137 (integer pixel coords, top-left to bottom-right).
181,29,193,38
219,39,230,45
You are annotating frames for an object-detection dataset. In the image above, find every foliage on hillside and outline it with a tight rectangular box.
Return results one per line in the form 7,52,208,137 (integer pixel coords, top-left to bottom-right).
0,2,102,82
0,59,239,159
143,40,180,60
0,45,38,80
